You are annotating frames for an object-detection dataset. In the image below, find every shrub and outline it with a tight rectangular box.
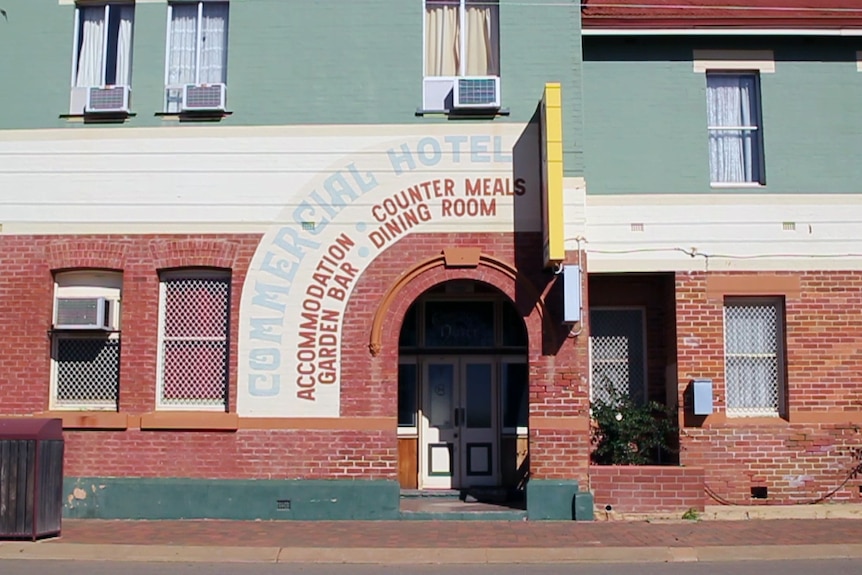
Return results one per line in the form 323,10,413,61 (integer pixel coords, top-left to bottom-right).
590,386,678,465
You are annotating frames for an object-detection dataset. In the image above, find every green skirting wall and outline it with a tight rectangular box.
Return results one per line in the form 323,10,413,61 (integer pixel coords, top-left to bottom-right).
63,478,401,520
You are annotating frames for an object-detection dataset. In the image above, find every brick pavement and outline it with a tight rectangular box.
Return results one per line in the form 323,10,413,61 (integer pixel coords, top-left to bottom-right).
47,518,862,549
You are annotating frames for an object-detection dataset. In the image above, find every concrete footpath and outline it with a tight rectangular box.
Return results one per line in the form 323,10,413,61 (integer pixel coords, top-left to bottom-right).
2,509,862,564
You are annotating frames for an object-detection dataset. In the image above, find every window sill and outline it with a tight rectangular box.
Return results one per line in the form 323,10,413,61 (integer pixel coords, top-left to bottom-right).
35,411,129,430
155,110,233,122
416,107,510,119
60,112,136,124
140,411,238,431
698,412,787,427
710,182,764,189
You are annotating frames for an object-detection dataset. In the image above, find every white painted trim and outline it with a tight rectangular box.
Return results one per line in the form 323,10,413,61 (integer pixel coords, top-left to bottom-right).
857,51,862,71
583,28,862,37
710,182,765,189
693,50,775,73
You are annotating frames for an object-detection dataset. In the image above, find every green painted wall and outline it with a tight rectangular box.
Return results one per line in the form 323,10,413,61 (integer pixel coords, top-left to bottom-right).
0,0,583,175
583,37,862,194
63,477,400,520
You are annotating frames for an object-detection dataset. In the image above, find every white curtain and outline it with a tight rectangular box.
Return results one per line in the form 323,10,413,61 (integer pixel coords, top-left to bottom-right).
200,2,229,84
114,5,134,86
707,75,759,183
75,5,134,87
724,305,778,413
425,1,459,76
75,7,105,87
465,1,499,76
167,3,199,87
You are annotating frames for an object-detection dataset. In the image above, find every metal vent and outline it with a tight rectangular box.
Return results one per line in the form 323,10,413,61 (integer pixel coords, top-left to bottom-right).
86,86,130,113
55,297,110,330
454,77,500,109
182,84,227,112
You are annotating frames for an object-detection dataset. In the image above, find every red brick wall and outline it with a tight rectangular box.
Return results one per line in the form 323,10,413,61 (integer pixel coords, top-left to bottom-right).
589,465,705,513
0,232,590,483
676,271,862,504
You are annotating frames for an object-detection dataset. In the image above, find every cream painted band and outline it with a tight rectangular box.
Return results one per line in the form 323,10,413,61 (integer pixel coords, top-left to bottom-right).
693,50,775,73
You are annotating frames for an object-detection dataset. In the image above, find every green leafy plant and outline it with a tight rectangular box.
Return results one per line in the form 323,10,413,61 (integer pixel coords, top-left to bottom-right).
590,384,678,465
681,508,700,521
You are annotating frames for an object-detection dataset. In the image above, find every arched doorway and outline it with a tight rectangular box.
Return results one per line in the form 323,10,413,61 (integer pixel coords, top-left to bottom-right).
397,280,529,492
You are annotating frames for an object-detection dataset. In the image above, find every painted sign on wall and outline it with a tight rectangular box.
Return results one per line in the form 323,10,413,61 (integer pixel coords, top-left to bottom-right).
238,123,540,417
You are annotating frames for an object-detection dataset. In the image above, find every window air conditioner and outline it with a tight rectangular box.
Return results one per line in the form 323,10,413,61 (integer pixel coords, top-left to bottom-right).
182,83,227,112
85,86,131,114
452,76,501,110
55,297,112,330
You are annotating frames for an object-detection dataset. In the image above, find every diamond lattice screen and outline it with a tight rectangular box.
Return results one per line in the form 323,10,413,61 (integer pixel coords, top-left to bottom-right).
590,335,630,405
55,336,120,408
160,275,230,408
589,309,646,406
724,302,779,416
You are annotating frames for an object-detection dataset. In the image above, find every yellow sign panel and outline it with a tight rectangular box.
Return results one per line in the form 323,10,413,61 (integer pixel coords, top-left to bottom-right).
541,82,564,268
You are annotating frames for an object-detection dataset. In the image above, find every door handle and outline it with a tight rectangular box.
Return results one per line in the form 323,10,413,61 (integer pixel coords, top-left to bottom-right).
454,407,460,427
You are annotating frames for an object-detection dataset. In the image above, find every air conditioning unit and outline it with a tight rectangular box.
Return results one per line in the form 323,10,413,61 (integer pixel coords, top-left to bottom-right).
453,76,501,110
85,86,131,114
182,83,227,112
55,297,111,330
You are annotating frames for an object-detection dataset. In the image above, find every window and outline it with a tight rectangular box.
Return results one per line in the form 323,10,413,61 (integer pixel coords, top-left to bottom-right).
165,1,230,113
424,0,499,78
51,271,122,411
723,298,785,417
72,3,135,89
706,72,764,185
157,269,231,410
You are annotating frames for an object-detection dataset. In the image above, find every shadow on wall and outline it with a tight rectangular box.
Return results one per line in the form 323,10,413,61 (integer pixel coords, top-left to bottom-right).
512,101,568,357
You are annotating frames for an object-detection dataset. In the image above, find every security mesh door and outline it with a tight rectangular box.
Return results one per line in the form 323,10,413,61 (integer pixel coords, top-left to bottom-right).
589,308,646,405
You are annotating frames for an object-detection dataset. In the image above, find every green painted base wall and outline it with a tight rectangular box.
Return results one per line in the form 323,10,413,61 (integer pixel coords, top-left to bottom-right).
63,478,400,520
526,479,594,521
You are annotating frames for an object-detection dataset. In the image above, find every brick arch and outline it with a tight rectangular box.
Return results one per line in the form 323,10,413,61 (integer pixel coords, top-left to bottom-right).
45,239,128,271
368,251,548,357
148,239,239,270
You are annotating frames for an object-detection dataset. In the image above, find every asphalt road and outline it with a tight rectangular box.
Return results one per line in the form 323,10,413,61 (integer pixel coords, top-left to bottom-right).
0,560,859,575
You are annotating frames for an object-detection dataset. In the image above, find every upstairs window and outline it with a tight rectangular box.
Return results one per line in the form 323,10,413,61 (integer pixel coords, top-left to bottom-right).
706,72,764,185
72,3,135,88
424,0,499,78
165,1,230,113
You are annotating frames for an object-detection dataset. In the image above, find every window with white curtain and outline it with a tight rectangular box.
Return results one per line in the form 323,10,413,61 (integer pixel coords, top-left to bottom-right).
72,3,135,88
424,0,499,77
164,1,230,112
706,72,764,185
723,297,785,418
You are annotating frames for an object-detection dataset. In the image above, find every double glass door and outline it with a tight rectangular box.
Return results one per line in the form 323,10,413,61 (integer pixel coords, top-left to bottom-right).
420,357,498,489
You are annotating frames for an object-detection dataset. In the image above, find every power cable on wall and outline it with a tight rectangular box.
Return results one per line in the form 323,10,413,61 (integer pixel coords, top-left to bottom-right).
704,461,862,506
